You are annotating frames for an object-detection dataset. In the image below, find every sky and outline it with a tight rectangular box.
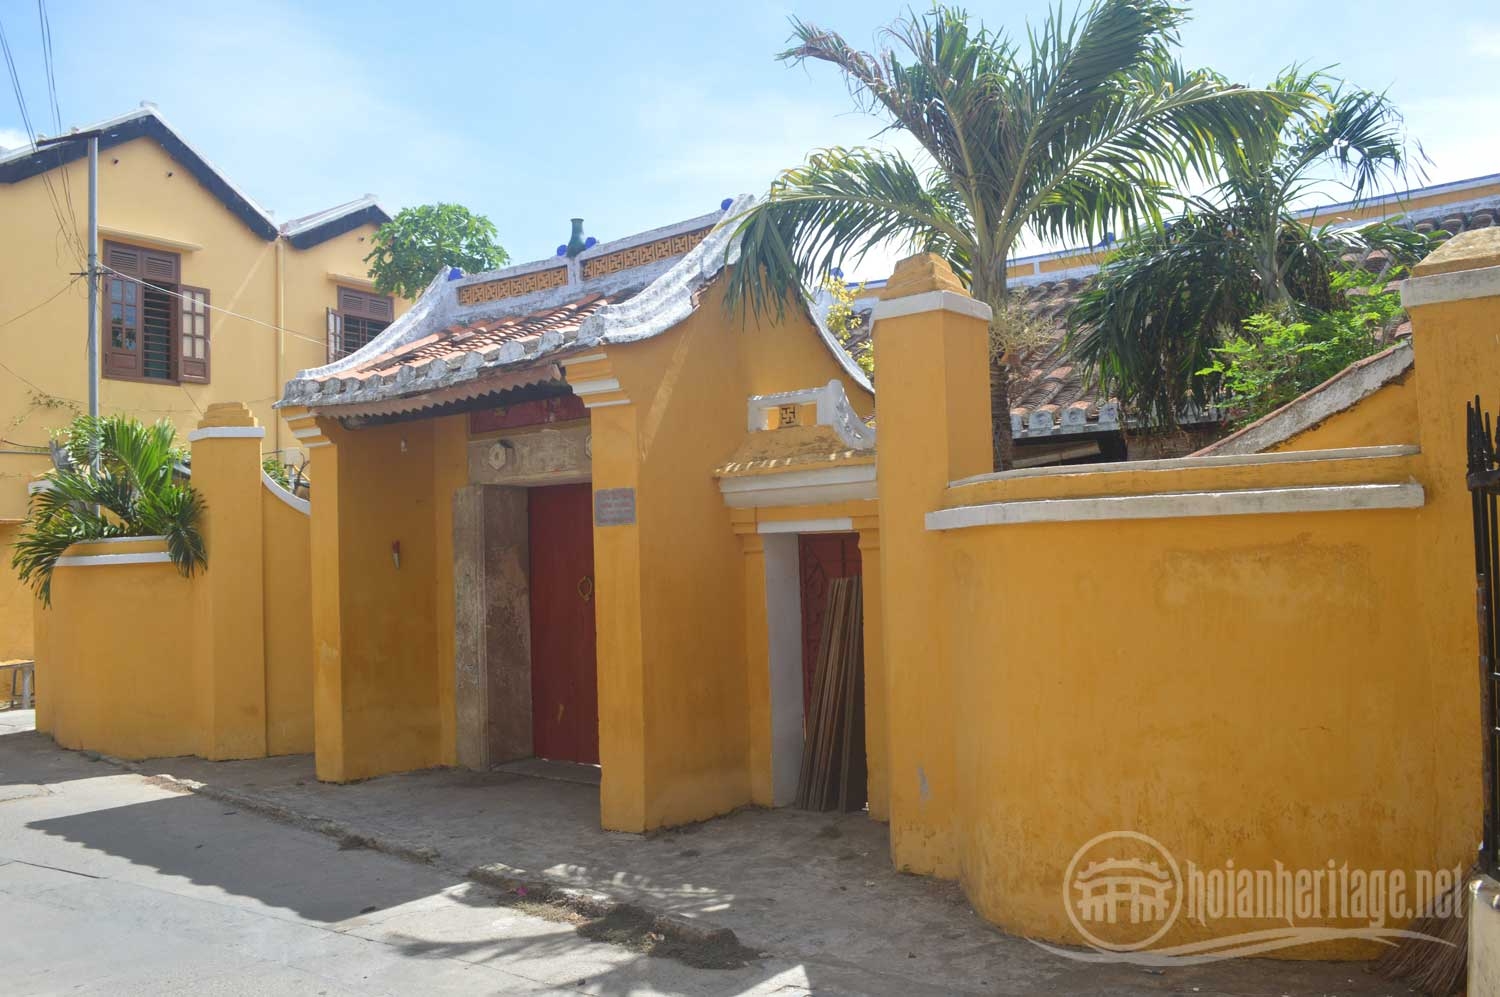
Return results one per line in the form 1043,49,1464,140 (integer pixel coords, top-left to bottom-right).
2,0,1498,281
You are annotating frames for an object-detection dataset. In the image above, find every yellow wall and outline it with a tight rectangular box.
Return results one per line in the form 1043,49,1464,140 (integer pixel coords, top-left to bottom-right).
263,470,314,756
306,414,466,782
0,131,398,658
1269,373,1419,453
36,538,198,758
28,408,314,760
865,235,1498,955
0,523,31,661
575,280,873,831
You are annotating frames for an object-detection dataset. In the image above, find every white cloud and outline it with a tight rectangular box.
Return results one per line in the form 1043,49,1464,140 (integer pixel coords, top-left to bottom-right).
0,127,29,152
1471,28,1500,58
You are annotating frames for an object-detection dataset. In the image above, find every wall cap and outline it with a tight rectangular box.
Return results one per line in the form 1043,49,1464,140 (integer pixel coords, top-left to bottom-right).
1402,263,1500,309
187,425,266,441
871,290,993,324
261,469,310,515
952,443,1419,487
926,481,1423,531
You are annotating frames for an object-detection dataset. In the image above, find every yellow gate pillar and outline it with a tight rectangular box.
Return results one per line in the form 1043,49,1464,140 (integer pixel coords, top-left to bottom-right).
188,402,268,759
871,254,992,877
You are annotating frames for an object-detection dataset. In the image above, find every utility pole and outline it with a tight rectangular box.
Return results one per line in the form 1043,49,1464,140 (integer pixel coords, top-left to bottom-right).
86,134,98,422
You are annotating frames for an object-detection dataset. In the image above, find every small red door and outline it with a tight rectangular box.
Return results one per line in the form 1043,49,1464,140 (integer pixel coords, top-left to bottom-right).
798,533,862,712
528,483,600,764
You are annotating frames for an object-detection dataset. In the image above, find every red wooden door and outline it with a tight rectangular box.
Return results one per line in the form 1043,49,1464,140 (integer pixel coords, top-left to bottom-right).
798,533,862,712
528,483,600,764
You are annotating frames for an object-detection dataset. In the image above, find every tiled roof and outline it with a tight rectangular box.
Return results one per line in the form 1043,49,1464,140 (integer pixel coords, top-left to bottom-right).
312,293,621,384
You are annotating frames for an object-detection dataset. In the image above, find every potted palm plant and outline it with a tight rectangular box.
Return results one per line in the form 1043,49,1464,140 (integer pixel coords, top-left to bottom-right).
10,415,207,606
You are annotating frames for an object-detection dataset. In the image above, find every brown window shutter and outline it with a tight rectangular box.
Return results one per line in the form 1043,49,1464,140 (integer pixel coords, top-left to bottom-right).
142,249,180,284
102,273,142,378
337,287,393,322
179,286,210,383
327,307,343,363
103,242,142,278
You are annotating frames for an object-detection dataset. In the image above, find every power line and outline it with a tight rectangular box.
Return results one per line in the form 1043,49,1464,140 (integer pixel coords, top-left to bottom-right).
96,262,334,352
35,0,81,250
0,9,84,264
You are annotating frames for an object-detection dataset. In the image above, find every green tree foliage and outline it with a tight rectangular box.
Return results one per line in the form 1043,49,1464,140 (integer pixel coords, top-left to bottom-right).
820,275,873,375
10,415,206,606
365,204,510,300
725,1,1287,468
1069,69,1425,427
1200,269,1408,424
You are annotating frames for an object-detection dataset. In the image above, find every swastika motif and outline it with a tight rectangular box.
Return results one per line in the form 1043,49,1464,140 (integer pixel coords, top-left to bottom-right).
580,227,713,280
456,266,569,306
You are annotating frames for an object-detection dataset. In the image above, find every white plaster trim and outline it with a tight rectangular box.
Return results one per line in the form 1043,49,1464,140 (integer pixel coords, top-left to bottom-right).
951,444,1420,487
1402,264,1500,308
580,397,631,410
761,533,804,807
871,290,993,323
27,479,53,495
262,470,310,514
926,482,1424,531
97,226,202,253
291,426,324,439
305,440,331,449
74,534,169,545
568,377,622,397
1197,346,1414,457
186,426,265,442
568,352,607,365
56,550,172,567
757,517,856,535
720,463,877,509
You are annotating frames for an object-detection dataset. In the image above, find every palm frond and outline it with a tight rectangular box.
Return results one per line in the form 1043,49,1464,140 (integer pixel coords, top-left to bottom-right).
723,147,970,322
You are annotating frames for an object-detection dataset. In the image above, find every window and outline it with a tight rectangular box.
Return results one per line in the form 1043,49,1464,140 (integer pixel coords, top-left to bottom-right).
102,241,210,383
327,287,394,362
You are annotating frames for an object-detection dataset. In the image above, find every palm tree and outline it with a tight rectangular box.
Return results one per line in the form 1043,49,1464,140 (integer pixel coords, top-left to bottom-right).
724,0,1286,469
11,415,206,606
1068,68,1423,428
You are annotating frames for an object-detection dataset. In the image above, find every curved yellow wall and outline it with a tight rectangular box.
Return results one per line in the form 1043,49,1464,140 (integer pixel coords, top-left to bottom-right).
39,538,198,758
263,481,313,755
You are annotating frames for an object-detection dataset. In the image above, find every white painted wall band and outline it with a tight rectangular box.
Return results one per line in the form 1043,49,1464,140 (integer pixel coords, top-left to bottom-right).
56,551,173,567
926,482,1424,531
871,289,993,323
1402,264,1500,308
757,517,856,535
187,426,266,442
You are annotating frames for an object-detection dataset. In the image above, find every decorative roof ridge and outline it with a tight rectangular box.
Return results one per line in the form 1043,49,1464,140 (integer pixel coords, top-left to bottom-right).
1192,341,1414,457
278,194,874,410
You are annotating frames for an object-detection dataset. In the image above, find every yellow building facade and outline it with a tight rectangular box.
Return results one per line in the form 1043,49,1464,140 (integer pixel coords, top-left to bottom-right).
1,105,402,659
26,192,1500,960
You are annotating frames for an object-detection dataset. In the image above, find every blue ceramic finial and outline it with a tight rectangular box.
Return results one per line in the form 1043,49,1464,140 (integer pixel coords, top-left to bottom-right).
556,245,568,257
720,197,733,211
447,267,462,281
584,236,597,250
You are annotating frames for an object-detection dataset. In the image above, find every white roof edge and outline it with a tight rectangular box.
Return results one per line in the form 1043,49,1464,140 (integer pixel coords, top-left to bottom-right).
280,194,387,237
0,103,280,233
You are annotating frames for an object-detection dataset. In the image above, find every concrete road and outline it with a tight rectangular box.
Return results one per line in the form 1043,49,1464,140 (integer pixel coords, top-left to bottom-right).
0,720,813,996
